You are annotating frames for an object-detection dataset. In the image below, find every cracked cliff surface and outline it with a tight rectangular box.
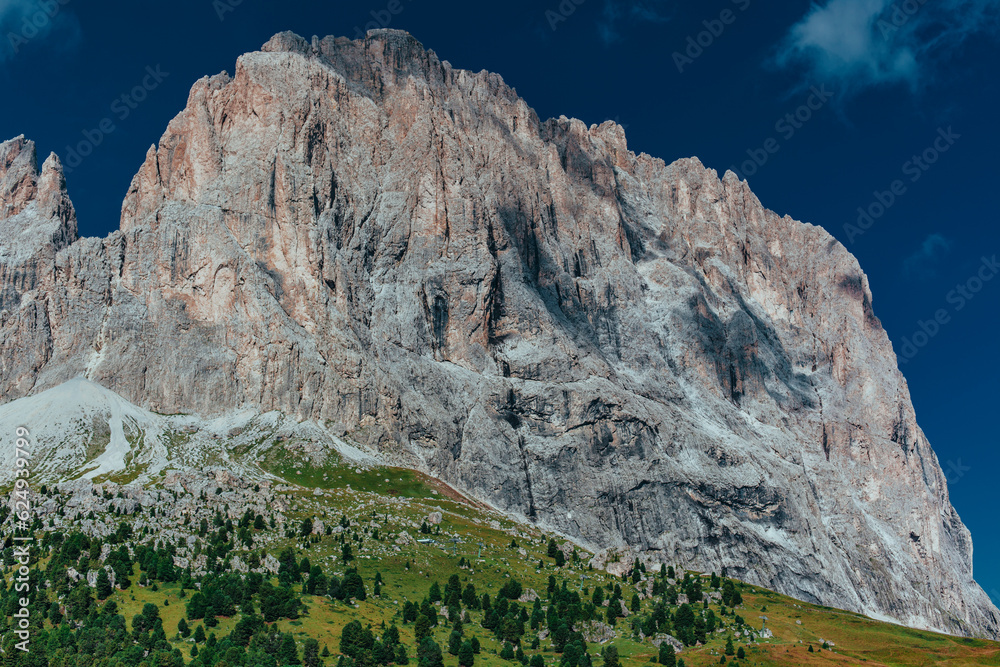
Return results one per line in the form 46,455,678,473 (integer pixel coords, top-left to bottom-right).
1,29,996,638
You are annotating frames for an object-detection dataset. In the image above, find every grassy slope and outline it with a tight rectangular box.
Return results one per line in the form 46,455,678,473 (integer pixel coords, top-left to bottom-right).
43,459,1000,667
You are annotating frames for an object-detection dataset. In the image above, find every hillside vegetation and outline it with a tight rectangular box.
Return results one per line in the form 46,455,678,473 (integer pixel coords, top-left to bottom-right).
2,460,998,667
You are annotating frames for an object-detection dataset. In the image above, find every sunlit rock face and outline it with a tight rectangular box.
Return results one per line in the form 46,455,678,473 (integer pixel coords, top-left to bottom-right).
1,29,997,639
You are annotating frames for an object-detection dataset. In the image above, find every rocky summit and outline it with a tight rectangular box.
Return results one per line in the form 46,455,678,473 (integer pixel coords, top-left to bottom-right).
1,29,996,639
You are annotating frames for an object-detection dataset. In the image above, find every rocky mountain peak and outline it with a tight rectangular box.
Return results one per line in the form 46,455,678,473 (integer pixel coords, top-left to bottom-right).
1,31,997,639
0,136,77,262
260,28,434,76
1,135,39,219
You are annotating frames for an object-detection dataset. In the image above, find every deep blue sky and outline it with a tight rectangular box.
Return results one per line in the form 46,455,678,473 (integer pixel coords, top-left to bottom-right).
2,0,998,607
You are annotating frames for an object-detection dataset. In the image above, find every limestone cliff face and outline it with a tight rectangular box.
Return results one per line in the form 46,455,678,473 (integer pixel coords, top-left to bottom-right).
1,30,996,638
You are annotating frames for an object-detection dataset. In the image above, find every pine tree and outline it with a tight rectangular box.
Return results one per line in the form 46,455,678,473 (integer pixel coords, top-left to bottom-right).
553,623,570,653
724,637,735,656
449,630,463,655
194,625,206,643
602,645,620,667
304,637,322,667
415,615,432,643
459,641,475,667
418,638,444,667
95,568,113,600
177,618,190,637
280,632,302,665
606,602,618,626
658,642,675,666
694,614,707,645
463,583,478,609
342,568,367,600
721,580,742,607
563,641,582,667
736,646,745,660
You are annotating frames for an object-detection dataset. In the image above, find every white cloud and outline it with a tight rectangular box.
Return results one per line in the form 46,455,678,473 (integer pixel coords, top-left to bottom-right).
774,0,1000,95
1,0,81,62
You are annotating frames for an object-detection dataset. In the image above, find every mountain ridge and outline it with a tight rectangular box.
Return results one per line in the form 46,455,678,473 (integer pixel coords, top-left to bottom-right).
1,29,997,639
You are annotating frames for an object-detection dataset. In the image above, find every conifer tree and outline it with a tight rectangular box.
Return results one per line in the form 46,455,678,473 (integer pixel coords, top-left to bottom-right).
280,632,301,665
418,638,445,667
602,645,620,667
304,638,321,667
95,568,113,600
658,642,675,666
459,640,475,667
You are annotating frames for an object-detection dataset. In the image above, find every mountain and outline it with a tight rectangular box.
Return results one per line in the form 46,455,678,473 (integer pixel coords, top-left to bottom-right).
0,29,996,639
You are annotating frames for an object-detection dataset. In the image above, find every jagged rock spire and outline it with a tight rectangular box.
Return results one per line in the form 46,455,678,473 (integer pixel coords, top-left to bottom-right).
0,136,78,261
